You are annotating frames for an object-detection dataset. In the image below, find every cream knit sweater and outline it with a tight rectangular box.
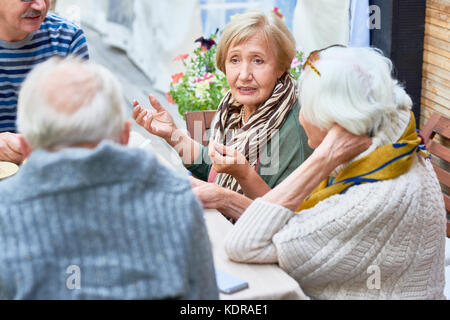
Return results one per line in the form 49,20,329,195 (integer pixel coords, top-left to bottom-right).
225,108,447,300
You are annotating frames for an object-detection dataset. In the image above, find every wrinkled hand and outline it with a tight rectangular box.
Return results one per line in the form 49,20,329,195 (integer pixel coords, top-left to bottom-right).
132,94,177,141
190,178,225,210
0,132,29,165
189,176,207,188
208,138,251,179
316,125,372,166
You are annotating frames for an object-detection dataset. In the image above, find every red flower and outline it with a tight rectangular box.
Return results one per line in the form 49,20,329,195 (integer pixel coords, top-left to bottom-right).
171,72,184,85
173,53,189,62
166,92,175,104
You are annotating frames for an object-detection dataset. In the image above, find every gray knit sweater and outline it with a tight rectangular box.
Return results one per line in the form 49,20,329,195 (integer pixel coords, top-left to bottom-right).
0,142,218,300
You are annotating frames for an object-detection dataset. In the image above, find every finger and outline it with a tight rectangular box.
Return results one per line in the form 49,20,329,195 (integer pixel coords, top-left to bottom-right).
133,100,139,107
212,149,229,166
144,113,156,133
213,142,225,155
214,142,236,158
188,176,198,187
135,109,147,126
132,104,143,120
5,136,24,155
208,137,216,158
148,94,166,113
189,176,206,188
1,146,22,164
214,143,241,162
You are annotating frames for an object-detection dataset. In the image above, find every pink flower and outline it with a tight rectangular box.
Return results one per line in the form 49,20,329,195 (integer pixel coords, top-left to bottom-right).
195,73,215,83
291,58,301,69
273,7,284,20
204,73,214,81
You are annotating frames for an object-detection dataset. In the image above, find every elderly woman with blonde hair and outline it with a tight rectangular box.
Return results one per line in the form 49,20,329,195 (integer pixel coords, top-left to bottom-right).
132,11,313,221
224,46,447,300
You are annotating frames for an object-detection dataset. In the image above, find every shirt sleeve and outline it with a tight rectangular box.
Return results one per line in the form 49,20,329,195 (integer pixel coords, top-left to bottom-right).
184,144,212,182
224,179,402,287
69,28,90,60
224,198,295,264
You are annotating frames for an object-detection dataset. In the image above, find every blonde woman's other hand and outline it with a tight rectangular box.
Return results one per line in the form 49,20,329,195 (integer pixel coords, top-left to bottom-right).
208,138,251,180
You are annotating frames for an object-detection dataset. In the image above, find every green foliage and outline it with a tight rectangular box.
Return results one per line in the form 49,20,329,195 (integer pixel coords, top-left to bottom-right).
289,50,306,82
167,33,229,119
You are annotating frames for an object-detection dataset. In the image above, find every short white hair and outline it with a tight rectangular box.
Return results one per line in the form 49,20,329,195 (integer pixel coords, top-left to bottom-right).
17,57,127,150
299,47,413,136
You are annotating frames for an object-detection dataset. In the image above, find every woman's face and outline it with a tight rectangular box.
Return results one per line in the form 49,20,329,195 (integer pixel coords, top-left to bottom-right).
225,33,284,111
299,108,328,149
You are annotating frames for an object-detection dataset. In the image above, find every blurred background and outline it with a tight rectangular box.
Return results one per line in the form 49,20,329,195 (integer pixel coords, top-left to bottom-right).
48,0,448,160
51,0,372,94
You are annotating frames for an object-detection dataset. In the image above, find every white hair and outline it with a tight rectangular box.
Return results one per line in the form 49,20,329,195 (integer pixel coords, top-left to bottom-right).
298,47,413,136
17,57,127,150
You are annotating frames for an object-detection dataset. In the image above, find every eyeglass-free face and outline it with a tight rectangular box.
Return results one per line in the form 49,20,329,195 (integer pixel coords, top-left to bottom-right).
225,32,285,113
0,0,50,42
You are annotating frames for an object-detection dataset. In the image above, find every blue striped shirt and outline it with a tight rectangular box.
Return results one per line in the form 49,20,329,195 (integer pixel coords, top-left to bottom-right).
0,14,89,133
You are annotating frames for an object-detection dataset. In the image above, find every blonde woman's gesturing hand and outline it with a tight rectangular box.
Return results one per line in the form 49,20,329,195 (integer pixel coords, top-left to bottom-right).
132,94,177,141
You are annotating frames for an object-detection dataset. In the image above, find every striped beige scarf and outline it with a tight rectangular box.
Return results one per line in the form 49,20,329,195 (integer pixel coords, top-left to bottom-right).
210,72,298,194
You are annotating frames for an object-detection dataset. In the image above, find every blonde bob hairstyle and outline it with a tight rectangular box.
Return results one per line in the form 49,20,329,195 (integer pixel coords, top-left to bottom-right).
299,47,413,136
216,10,296,75
17,56,127,150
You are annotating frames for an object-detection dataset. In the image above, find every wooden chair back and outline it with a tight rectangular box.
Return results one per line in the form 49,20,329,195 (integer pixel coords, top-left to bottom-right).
422,113,450,238
185,110,217,146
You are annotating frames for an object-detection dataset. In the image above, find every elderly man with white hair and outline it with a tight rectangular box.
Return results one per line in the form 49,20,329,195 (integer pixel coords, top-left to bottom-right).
224,46,447,300
0,57,218,300
0,0,89,165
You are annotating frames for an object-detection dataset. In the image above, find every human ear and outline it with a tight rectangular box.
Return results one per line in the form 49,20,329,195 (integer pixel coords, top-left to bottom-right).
120,121,131,146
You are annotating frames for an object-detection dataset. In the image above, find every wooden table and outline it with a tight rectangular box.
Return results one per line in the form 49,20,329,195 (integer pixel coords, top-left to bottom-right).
204,209,308,300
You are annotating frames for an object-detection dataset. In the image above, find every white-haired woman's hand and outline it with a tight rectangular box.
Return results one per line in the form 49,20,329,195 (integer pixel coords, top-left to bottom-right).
316,125,372,167
208,138,251,180
132,95,177,141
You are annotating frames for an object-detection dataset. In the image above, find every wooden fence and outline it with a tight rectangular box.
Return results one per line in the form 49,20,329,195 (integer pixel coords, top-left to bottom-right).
420,0,450,129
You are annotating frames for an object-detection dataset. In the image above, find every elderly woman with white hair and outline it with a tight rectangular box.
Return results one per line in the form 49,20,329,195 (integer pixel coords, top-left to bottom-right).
0,57,218,299
224,46,447,300
132,11,313,221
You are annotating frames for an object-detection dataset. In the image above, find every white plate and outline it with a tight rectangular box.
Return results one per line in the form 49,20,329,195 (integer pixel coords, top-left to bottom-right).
0,162,19,180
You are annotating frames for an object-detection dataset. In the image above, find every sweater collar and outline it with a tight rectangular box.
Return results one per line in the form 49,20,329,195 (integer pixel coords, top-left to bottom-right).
3,141,161,199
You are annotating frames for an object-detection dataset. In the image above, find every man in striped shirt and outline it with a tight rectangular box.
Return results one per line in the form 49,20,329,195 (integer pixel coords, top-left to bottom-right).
0,0,89,164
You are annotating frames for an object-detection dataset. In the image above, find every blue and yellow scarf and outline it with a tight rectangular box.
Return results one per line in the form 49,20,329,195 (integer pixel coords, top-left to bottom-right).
297,112,429,212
